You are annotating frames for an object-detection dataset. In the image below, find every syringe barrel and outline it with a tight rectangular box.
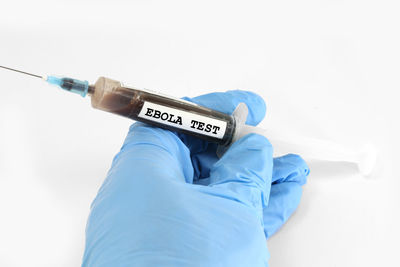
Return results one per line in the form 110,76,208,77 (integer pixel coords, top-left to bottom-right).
89,77,236,145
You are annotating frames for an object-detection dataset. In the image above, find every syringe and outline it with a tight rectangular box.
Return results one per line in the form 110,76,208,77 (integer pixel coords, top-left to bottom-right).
0,66,379,177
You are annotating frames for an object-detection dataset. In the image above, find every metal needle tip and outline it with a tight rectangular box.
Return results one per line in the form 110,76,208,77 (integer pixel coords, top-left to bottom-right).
0,65,43,79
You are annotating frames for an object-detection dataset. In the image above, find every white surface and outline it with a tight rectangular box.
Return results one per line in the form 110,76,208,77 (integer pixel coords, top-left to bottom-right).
0,1,399,266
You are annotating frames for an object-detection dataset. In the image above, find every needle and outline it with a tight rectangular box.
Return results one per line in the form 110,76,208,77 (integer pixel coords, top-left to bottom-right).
0,65,43,79
0,65,90,97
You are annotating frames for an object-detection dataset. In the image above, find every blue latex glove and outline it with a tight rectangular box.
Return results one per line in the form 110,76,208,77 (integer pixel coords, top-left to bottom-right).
82,90,309,267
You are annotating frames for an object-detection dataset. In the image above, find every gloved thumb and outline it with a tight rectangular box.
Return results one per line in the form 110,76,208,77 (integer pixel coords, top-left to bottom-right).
207,133,273,220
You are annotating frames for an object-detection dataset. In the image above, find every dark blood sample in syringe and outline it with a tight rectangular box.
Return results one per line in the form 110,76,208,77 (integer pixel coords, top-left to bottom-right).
89,77,236,146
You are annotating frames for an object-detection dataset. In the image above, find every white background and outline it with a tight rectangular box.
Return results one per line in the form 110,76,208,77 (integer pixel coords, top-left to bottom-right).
0,1,399,266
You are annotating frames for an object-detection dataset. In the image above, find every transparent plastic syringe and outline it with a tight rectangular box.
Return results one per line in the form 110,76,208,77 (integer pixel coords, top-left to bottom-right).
0,66,378,177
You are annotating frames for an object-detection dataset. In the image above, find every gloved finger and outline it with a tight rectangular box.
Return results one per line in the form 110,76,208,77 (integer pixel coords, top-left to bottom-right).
272,154,309,185
206,134,273,220
263,182,303,239
115,122,194,184
179,90,266,154
263,154,310,238
179,90,266,180
188,90,266,126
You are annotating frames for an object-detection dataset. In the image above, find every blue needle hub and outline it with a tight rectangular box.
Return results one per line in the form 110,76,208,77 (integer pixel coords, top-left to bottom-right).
45,75,89,97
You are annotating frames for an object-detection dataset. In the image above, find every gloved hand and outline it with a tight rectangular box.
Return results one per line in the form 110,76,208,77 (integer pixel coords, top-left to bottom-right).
82,90,309,267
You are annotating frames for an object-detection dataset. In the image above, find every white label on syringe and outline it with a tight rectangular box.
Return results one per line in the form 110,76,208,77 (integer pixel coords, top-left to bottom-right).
138,101,227,139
